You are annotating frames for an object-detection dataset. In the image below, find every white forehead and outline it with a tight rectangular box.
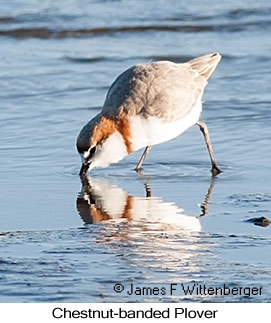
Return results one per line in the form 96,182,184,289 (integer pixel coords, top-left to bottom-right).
80,149,91,162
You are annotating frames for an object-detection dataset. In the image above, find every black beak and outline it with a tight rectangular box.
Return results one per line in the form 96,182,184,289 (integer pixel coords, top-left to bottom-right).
79,162,90,177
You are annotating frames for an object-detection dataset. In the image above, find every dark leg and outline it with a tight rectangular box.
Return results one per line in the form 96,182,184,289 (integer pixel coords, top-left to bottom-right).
144,183,152,197
196,121,221,176
200,177,215,217
135,146,152,172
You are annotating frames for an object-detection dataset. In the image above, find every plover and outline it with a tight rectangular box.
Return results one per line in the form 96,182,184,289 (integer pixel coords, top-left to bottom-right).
77,53,221,176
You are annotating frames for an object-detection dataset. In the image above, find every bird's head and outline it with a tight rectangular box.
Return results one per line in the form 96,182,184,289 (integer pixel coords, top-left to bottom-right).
78,144,98,176
76,113,129,176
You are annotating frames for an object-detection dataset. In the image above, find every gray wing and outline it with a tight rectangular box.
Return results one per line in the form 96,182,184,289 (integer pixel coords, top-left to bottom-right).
102,53,220,122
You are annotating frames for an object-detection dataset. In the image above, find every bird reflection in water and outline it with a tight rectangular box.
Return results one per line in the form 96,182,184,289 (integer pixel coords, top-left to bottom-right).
76,175,215,235
76,175,218,288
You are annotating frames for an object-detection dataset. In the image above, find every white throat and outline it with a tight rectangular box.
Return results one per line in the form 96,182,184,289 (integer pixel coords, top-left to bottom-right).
89,131,128,170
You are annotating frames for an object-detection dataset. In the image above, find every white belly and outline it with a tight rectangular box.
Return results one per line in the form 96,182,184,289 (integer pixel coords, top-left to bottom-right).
129,100,202,151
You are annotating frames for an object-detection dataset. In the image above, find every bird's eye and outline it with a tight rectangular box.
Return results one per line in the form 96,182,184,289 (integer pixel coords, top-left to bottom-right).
86,146,96,161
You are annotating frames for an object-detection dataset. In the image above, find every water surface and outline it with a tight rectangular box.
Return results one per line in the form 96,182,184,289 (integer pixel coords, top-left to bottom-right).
0,0,271,302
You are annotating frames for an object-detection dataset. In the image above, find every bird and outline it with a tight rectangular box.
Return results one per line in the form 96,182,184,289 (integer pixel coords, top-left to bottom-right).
77,52,222,176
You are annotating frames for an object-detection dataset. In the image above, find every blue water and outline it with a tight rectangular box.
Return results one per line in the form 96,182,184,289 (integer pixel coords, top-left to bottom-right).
0,0,271,302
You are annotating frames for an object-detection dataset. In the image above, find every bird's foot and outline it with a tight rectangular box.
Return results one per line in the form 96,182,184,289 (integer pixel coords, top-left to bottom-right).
211,164,222,177
135,167,143,176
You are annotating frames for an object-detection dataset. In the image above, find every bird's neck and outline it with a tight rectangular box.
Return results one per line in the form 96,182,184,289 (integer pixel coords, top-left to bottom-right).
90,130,129,169
91,115,134,154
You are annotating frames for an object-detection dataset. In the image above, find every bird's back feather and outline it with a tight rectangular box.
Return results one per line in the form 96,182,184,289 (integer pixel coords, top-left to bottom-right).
102,53,221,122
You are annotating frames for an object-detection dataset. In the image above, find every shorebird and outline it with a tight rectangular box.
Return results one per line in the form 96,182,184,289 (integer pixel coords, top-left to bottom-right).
77,53,222,176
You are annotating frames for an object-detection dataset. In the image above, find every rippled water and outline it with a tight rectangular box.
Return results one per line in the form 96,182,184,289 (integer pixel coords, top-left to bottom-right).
0,0,271,302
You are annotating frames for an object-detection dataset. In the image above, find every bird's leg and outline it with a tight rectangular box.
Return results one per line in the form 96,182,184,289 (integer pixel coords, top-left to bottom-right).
135,146,152,172
196,121,222,176
144,183,152,197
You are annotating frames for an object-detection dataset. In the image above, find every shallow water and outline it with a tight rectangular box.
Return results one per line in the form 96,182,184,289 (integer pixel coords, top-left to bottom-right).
0,0,271,302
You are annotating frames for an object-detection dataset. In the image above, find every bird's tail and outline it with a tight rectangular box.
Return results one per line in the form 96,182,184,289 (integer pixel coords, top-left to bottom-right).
188,52,221,80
